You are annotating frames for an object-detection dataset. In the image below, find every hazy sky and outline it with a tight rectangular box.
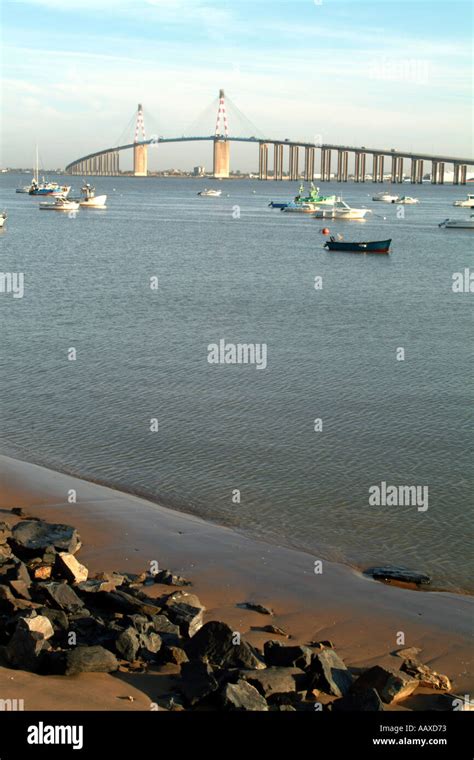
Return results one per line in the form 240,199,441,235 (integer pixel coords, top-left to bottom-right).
1,0,473,171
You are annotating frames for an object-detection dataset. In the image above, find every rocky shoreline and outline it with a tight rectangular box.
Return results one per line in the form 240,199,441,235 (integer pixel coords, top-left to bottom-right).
0,510,465,712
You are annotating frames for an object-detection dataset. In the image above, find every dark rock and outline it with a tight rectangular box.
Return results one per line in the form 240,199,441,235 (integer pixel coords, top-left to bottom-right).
308,649,353,697
219,680,269,711
185,621,265,669
92,589,162,617
164,592,205,637
159,645,189,666
257,624,289,638
40,582,85,613
400,659,451,691
11,507,25,516
332,688,384,711
0,584,36,613
351,665,418,704
309,640,335,650
149,614,180,637
0,522,12,544
125,614,154,635
154,569,191,587
38,607,69,633
116,627,140,662
264,641,312,669
10,520,81,558
0,544,13,563
76,579,117,594
69,616,114,647
238,602,273,615
9,580,31,600
364,566,431,586
65,645,119,675
6,616,54,671
179,660,219,705
240,667,308,697
275,704,296,711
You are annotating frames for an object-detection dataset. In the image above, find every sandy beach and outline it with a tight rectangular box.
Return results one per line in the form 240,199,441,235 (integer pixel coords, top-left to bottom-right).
0,453,472,711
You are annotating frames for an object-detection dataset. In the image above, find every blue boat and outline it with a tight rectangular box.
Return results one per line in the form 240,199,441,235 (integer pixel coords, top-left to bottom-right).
324,238,391,254
268,201,288,209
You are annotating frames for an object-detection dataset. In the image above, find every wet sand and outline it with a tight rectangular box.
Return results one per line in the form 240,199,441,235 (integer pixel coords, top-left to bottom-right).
0,454,472,710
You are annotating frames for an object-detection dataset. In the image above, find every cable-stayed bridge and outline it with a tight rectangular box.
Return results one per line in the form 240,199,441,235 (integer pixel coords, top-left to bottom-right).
65,90,474,184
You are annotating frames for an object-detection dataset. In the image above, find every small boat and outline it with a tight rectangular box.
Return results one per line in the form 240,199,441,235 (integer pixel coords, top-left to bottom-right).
197,189,222,197
39,198,80,211
295,183,336,206
283,201,319,213
315,199,371,221
27,146,70,196
268,201,288,209
16,186,31,194
394,196,419,204
453,194,474,208
324,237,391,254
0,211,7,228
79,183,107,208
372,192,400,203
439,216,474,229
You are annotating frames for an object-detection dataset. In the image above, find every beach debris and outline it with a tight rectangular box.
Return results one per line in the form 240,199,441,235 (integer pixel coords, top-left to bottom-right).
239,667,308,698
154,569,191,587
65,645,119,675
255,624,289,638
40,581,85,613
56,552,88,584
10,520,81,558
351,665,419,704
185,621,265,670
263,641,312,670
400,659,452,691
219,680,269,711
364,566,431,586
332,687,384,712
238,601,273,615
179,660,219,705
308,649,353,698
163,591,205,637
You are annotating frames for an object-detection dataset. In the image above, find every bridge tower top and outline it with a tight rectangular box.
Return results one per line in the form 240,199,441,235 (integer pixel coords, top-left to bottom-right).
134,103,146,143
215,89,228,138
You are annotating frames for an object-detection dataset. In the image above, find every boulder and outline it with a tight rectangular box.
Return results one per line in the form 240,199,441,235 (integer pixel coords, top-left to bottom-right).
21,614,55,640
264,641,312,669
219,680,269,711
364,566,431,586
394,646,422,660
56,553,88,584
258,624,289,638
238,602,273,615
154,569,191,587
401,659,451,691
149,614,180,637
308,649,353,697
332,688,384,712
76,579,117,594
125,614,154,635
116,627,140,662
65,645,119,675
38,607,69,633
179,660,219,705
10,520,81,558
92,589,162,617
159,645,189,666
185,621,265,669
139,631,162,658
9,580,32,600
0,544,13,563
164,592,205,637
352,665,419,704
40,582,85,613
239,667,308,698
0,522,12,544
6,616,54,671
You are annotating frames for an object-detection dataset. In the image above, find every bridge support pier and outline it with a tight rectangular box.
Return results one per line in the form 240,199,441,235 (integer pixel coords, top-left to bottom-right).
304,147,315,180
343,151,348,181
438,162,444,184
133,144,148,176
354,153,360,182
431,161,438,184
372,155,378,182
378,155,384,181
417,159,424,183
273,143,283,180
460,165,467,184
336,150,343,181
397,157,404,182
320,149,332,181
259,143,268,180
213,139,230,178
453,165,460,185
289,145,299,180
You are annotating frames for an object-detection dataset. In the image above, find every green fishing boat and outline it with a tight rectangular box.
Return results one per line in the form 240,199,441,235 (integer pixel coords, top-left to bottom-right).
295,182,336,206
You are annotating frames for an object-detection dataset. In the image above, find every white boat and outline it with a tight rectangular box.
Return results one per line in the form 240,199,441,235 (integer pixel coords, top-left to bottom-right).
372,192,400,203
0,211,7,228
79,183,107,208
16,186,30,194
394,196,419,204
39,197,80,211
453,194,474,208
439,215,474,229
315,199,371,221
197,189,222,197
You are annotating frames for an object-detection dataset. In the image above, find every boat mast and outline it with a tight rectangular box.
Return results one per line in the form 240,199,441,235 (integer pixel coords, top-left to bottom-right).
35,145,39,183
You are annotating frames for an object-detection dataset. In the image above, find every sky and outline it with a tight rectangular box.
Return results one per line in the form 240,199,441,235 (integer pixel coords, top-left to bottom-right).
1,0,473,171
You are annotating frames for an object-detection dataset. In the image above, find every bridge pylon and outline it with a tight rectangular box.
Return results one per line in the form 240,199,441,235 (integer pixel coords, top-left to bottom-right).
213,89,230,178
133,103,148,177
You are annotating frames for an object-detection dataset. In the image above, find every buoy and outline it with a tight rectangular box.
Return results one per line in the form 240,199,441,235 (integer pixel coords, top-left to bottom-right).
321,227,330,235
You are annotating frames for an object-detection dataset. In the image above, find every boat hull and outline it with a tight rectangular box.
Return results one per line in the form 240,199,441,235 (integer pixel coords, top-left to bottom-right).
324,239,391,253
79,195,107,208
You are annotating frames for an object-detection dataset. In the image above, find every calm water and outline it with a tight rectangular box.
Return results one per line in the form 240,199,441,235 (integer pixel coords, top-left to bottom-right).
1,173,472,591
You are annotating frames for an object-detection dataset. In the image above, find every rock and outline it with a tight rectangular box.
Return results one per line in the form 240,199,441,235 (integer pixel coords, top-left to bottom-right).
0,544,13,563
258,624,289,638
401,659,451,691
154,695,185,711
6,616,54,671
185,621,265,669
238,602,273,615
116,627,140,662
154,569,191,587
240,667,308,697
308,649,353,697
0,522,12,544
31,564,53,581
70,616,115,647
159,645,189,666
164,592,205,637
149,614,180,637
264,641,312,669
65,645,118,675
275,704,296,711
0,585,40,613
9,580,32,600
94,589,162,617
56,553,88,584
125,614,154,635
352,665,419,704
219,680,269,711
94,572,125,587
394,646,422,660
1,560,31,585
332,688,384,712
38,607,69,633
139,631,162,658
364,566,431,586
21,614,55,640
76,579,117,594
10,520,81,558
41,582,85,613
179,661,219,705
309,640,335,650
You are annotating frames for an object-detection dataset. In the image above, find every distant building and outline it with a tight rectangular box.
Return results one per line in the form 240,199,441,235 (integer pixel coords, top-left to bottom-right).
193,165,205,176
